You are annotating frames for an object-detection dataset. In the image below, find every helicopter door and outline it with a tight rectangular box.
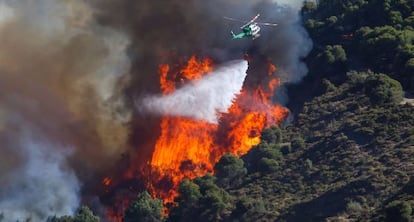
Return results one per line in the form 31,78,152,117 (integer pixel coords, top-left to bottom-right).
251,24,260,36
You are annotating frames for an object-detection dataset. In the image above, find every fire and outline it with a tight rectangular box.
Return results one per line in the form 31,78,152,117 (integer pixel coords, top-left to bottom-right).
159,55,212,94
102,55,288,219
148,55,288,203
149,56,217,202
103,177,112,187
150,117,217,201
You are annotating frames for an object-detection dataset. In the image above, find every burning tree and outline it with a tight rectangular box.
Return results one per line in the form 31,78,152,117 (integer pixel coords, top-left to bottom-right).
101,55,289,220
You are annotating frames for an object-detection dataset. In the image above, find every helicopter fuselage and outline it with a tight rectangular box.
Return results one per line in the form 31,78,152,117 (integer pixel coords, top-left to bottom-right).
242,23,261,39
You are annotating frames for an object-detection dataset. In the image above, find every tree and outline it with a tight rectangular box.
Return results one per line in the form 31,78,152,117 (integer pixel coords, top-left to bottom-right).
258,157,279,173
260,126,282,144
242,142,282,173
169,179,202,222
291,136,306,151
404,58,414,89
170,175,234,222
73,207,100,222
123,191,163,222
322,79,337,93
178,179,202,205
194,174,233,221
49,216,74,222
229,196,268,221
319,45,347,64
365,73,404,104
214,154,247,187
301,1,317,15
49,206,100,222
385,201,412,222
355,26,399,69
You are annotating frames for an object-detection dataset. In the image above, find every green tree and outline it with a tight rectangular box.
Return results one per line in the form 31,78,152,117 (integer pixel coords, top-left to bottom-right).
123,191,163,222
355,26,399,69
229,196,268,221
73,207,100,222
258,157,279,173
195,174,233,221
214,154,247,187
365,73,404,104
49,216,74,222
301,1,317,15
49,206,99,222
170,175,233,222
322,45,347,64
178,179,202,205
385,201,412,222
243,142,282,173
260,126,282,144
322,79,337,93
169,179,202,222
291,136,306,151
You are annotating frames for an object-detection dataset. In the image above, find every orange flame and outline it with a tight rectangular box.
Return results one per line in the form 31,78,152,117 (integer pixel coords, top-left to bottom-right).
102,177,112,187
103,56,288,220
159,55,212,95
148,56,288,203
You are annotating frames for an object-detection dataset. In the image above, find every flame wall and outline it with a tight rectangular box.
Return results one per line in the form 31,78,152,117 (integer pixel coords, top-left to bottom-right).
0,0,311,221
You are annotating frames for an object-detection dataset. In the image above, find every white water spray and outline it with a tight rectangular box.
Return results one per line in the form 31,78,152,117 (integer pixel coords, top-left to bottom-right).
139,60,248,123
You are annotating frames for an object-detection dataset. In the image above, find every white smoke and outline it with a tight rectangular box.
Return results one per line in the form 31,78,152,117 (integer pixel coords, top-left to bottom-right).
0,2,13,24
0,117,80,222
272,0,305,9
0,0,132,220
139,60,248,123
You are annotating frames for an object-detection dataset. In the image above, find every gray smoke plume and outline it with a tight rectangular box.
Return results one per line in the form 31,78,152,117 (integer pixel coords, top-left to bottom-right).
139,60,248,123
0,117,80,221
0,0,131,220
273,0,305,10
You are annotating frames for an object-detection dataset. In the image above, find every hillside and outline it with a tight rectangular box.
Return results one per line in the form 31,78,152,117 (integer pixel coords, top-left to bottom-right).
161,72,414,222
249,75,414,221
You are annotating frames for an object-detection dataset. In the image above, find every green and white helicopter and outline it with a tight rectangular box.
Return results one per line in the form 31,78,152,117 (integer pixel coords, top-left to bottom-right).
224,14,278,40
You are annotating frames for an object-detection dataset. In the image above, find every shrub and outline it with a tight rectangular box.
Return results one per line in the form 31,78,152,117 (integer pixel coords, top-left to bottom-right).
123,192,163,222
365,73,404,105
258,158,279,173
261,126,282,144
385,201,412,222
214,154,247,187
291,136,306,151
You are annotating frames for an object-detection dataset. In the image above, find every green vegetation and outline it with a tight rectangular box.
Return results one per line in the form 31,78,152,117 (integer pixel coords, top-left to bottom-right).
214,154,247,187
49,206,100,222
123,191,163,222
167,72,414,221
385,201,412,222
169,174,233,222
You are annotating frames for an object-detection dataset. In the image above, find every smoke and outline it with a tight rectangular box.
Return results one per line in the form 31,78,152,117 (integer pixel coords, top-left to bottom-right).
273,0,306,9
0,0,131,220
0,117,79,221
0,0,132,156
0,0,311,219
139,60,248,123
92,0,312,102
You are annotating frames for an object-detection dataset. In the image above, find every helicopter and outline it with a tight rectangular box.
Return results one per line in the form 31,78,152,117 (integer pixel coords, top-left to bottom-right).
224,14,278,40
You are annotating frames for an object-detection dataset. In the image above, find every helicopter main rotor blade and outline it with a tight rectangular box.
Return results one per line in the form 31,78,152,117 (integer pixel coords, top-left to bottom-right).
255,22,278,26
240,14,260,29
223,16,247,23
